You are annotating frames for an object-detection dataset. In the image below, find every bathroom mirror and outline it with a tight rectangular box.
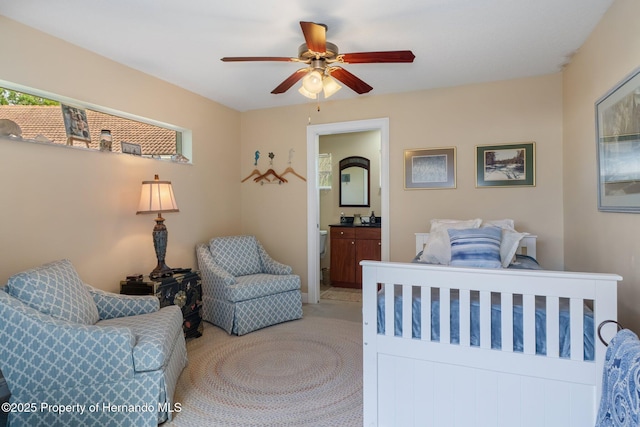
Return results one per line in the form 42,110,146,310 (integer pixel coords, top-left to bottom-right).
339,156,370,207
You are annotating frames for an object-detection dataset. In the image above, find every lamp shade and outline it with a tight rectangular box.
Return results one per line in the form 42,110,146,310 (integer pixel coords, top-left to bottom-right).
302,70,323,94
298,85,318,99
322,75,342,98
136,174,179,214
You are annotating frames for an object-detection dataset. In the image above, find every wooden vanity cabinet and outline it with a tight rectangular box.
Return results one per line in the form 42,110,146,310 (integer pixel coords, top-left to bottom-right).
330,226,381,289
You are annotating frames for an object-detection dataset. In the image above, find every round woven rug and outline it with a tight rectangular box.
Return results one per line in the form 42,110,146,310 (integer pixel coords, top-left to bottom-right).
168,316,363,427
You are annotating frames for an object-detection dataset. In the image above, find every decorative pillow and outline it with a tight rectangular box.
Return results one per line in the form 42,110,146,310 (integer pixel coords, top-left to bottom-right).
481,219,527,266
209,235,262,277
6,259,99,325
448,226,502,268
420,219,482,265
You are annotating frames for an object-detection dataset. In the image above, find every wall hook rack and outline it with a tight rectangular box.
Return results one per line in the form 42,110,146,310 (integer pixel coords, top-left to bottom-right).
241,167,306,184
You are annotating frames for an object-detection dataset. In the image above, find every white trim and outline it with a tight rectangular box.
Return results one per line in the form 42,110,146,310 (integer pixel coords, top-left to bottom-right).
306,118,390,303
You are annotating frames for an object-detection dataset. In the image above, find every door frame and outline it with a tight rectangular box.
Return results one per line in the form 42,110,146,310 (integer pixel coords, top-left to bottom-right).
306,118,390,303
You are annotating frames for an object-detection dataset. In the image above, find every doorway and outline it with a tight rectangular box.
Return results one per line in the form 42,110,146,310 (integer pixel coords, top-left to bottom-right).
306,118,390,303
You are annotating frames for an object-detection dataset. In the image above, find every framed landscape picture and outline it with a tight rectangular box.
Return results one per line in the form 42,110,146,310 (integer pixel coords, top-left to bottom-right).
596,66,640,213
404,147,456,189
475,142,535,187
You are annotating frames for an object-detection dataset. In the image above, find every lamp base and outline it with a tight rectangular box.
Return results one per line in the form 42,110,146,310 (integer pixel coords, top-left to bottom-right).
150,213,174,279
150,262,173,279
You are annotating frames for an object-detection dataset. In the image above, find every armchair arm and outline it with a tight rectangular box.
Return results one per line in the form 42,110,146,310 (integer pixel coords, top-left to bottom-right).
0,291,136,399
196,244,237,298
257,241,293,275
86,285,159,320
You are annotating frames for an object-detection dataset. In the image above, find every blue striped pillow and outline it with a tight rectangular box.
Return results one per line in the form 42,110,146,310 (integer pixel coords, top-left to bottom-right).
448,226,502,268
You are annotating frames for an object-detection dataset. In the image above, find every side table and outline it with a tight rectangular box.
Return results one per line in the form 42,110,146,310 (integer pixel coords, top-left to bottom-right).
120,270,203,338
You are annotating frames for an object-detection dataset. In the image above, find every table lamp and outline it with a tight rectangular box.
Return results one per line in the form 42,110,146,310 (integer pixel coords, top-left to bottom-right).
136,174,179,279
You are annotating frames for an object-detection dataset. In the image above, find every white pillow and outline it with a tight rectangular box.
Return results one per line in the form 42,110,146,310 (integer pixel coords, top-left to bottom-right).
500,229,528,267
420,219,482,264
482,219,515,231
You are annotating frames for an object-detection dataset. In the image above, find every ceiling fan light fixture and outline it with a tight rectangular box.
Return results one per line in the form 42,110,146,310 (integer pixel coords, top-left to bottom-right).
298,85,317,99
322,75,342,98
302,70,323,94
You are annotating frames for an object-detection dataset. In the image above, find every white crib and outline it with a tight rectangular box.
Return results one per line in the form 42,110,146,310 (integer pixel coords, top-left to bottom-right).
362,234,620,427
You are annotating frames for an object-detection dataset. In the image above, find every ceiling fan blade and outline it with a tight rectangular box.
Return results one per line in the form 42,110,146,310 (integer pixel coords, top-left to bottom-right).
221,56,295,62
300,21,326,53
271,69,308,94
340,50,415,64
329,67,373,94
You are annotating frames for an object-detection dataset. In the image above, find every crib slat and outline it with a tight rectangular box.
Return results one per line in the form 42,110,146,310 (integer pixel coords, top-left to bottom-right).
459,289,471,347
501,293,513,352
523,294,536,354
546,296,560,358
421,287,432,341
570,298,584,361
480,291,491,349
384,283,394,337
441,288,450,344
402,284,412,339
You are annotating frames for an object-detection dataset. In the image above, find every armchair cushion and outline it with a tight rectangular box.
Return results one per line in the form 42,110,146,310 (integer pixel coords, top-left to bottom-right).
226,273,302,302
6,259,99,325
209,235,262,277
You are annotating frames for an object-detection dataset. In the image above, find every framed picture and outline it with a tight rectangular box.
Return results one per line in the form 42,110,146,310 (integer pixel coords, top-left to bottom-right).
404,147,456,189
596,66,640,213
61,104,91,145
475,142,535,187
121,141,142,155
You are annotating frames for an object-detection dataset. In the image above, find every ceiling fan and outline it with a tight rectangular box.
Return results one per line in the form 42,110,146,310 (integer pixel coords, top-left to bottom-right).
221,21,415,99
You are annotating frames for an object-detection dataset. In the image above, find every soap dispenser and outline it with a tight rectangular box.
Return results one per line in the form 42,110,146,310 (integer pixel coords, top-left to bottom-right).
340,212,345,223
370,211,376,224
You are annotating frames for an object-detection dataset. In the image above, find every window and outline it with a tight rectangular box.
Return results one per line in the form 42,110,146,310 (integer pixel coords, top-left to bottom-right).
318,153,332,190
0,83,187,160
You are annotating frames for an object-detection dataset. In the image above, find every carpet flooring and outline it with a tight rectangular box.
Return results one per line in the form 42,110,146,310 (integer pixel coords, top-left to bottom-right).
167,307,362,426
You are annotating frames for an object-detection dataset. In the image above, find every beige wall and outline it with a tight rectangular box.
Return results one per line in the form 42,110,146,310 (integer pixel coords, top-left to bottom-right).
0,16,242,290
241,73,565,294
563,0,640,331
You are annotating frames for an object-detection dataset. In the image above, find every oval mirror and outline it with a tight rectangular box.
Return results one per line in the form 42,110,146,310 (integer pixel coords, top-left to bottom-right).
339,156,370,207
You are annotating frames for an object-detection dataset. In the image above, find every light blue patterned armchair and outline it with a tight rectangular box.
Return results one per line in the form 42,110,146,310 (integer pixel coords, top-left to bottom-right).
0,259,187,427
196,235,303,335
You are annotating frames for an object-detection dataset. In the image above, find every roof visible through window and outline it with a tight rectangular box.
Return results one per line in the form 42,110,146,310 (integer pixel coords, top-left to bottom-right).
0,87,180,157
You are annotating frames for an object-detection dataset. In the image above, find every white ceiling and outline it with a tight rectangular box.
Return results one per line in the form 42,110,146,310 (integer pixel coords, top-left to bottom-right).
0,0,613,112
